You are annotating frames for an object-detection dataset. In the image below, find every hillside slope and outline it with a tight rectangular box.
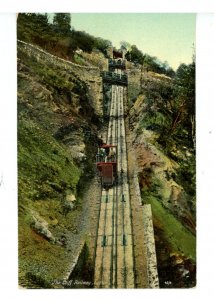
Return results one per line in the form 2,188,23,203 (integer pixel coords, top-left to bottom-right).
18,43,102,288
128,70,196,288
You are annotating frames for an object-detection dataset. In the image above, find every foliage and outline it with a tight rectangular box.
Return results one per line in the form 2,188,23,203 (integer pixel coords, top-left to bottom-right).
140,61,195,153
18,119,81,203
143,195,196,260
124,42,175,77
139,61,196,213
18,41,101,286
17,13,50,42
53,13,71,36
144,55,175,77
173,62,195,148
17,13,112,60
120,40,131,51
94,37,112,56
71,30,95,53
175,155,196,214
19,212,76,288
125,44,145,65
141,189,196,288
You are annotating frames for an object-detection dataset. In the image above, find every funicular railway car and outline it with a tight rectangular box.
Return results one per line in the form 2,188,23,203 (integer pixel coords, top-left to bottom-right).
113,49,123,59
96,144,117,188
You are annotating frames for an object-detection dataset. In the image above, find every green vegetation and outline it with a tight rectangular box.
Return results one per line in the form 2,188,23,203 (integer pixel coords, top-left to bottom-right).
157,62,195,152
18,118,84,287
18,119,81,203
17,13,112,60
53,13,71,36
17,18,102,286
125,44,145,65
144,195,196,260
123,42,175,76
137,62,196,215
19,216,68,288
134,57,196,286
17,12,196,288
141,169,196,287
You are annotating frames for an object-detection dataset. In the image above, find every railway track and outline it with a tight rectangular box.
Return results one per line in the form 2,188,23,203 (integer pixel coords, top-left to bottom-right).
94,68,135,288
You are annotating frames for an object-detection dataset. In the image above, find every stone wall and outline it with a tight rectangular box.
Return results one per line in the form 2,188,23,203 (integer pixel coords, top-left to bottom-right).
17,40,103,116
127,100,159,288
142,204,159,288
129,162,159,288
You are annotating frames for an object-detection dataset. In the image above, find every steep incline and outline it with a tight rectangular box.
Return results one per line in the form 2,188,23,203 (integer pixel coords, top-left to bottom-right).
18,41,103,288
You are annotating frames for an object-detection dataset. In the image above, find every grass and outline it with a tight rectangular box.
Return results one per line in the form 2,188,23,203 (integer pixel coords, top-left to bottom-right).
19,216,71,288
18,118,81,203
18,118,83,287
17,42,100,288
145,196,196,261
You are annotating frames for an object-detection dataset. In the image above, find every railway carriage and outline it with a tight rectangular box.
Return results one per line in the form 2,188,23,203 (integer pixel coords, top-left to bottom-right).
96,144,117,188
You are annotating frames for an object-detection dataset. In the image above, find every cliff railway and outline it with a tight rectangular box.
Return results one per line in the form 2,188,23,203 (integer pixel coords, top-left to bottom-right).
94,54,159,288
17,41,159,288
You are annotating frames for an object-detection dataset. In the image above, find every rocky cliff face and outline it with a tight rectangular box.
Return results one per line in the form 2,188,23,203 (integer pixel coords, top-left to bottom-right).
18,41,104,117
127,71,196,288
18,42,103,288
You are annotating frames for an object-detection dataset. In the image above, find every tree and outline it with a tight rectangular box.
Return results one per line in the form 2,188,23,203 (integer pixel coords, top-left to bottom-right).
53,13,71,36
35,13,49,32
94,37,112,55
71,31,95,53
174,62,195,149
17,13,52,47
125,45,145,65
120,41,131,51
17,13,38,41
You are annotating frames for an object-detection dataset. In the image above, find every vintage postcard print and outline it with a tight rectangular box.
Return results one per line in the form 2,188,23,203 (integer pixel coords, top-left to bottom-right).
17,13,196,288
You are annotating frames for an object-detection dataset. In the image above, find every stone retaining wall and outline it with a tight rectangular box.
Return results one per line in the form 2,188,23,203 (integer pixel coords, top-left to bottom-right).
142,204,159,288
63,241,85,281
130,166,159,288
127,112,159,288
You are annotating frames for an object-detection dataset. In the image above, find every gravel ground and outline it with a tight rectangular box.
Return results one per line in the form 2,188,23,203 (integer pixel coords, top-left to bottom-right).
62,176,102,283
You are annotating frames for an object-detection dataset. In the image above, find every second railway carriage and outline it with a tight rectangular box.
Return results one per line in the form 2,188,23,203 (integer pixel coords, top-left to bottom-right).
96,144,117,188
113,49,123,59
